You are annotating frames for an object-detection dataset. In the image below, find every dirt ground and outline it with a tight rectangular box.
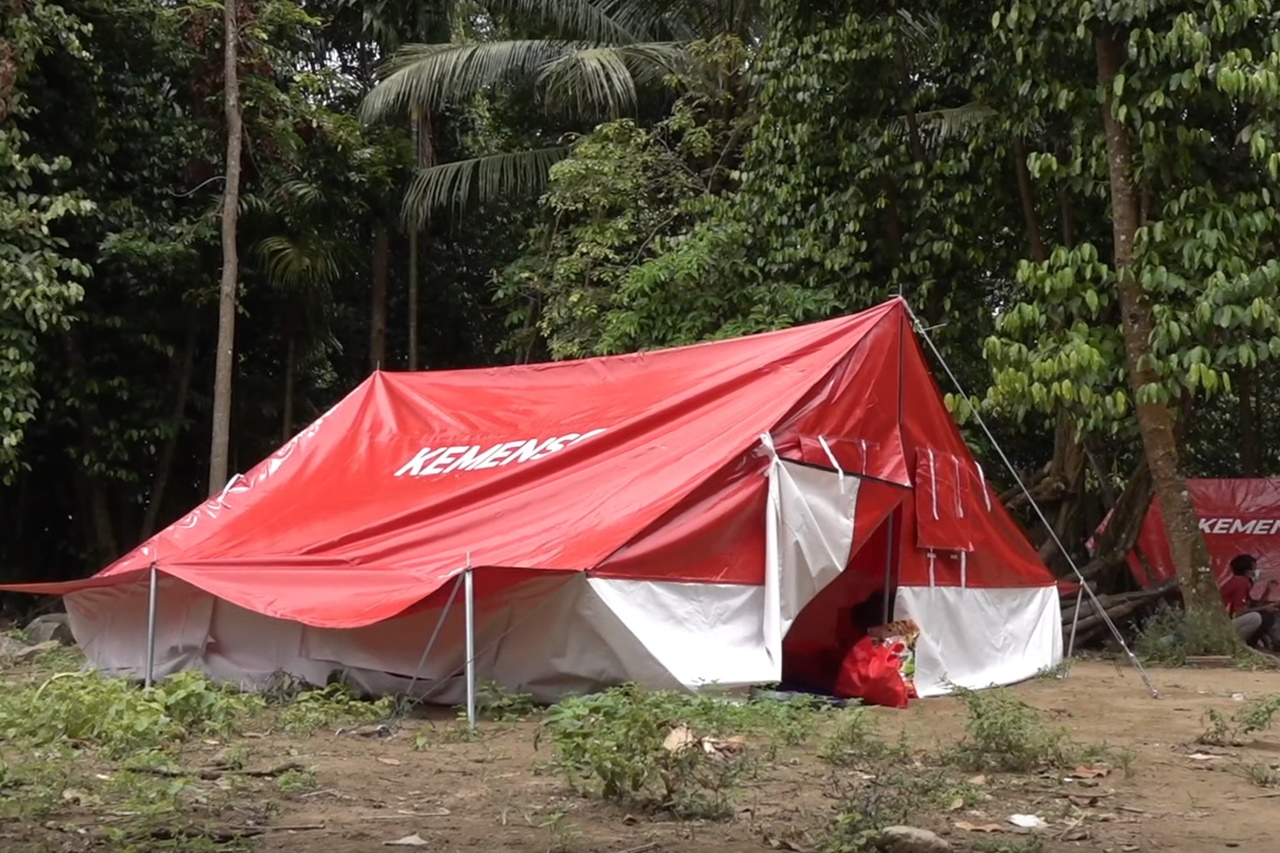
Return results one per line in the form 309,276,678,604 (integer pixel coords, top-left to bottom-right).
4,658,1280,852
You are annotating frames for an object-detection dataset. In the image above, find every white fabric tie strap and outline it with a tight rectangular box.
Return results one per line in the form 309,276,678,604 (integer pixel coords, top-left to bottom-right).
927,449,939,520
953,455,965,519
818,435,847,491
759,433,780,473
976,462,993,511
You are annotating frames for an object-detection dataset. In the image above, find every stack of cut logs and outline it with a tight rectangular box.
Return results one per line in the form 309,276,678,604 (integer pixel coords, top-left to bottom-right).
1059,580,1177,648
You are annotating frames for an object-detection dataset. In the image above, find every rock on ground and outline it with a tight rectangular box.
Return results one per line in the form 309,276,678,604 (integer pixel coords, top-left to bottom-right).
0,634,28,661
876,826,952,853
25,613,73,646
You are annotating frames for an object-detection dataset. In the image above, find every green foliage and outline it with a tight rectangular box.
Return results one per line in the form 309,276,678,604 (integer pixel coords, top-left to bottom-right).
983,0,1280,435
536,684,829,817
948,686,1078,772
476,679,539,721
820,708,898,766
819,768,971,853
276,683,395,733
0,0,95,482
362,1,762,218
274,766,319,793
0,670,263,758
496,34,758,358
1135,603,1244,663
1198,694,1280,746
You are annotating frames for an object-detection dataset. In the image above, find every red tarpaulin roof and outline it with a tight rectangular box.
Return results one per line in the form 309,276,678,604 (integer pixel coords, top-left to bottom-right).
1,299,1053,627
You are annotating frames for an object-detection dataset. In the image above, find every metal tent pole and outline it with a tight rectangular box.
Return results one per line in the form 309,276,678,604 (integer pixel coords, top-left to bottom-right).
144,564,159,688
1067,584,1085,659
464,564,476,729
882,514,896,624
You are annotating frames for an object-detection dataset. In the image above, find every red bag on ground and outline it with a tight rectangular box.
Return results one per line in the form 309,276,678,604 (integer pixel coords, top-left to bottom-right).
832,636,909,708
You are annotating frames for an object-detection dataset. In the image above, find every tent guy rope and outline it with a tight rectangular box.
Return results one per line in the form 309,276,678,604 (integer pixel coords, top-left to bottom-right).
402,572,464,700
902,300,1161,700
395,571,568,717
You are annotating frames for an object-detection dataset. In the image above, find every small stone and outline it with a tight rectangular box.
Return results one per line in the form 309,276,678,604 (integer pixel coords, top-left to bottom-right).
876,826,952,853
0,635,29,660
11,641,62,663
24,614,73,646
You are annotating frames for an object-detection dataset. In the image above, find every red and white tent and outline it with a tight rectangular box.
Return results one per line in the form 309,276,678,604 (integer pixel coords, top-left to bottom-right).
2,299,1061,700
1121,479,1280,591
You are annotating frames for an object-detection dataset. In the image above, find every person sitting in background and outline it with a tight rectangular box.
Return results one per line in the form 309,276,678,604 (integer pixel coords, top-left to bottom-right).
1221,554,1279,649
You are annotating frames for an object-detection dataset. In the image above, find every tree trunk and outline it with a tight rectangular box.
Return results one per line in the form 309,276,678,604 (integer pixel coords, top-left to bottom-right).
407,107,434,371
1238,368,1261,477
1013,136,1048,263
141,311,198,540
282,331,296,444
370,223,389,371
1059,187,1076,249
407,228,419,370
1096,35,1224,622
208,0,243,498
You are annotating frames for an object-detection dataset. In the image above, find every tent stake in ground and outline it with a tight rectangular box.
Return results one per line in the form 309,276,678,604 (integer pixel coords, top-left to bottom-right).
903,303,1160,699
144,563,158,688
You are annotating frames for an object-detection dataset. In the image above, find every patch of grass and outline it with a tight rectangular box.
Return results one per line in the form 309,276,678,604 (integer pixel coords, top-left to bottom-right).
1239,761,1280,787
948,686,1088,772
820,708,905,766
1198,694,1280,746
818,765,973,853
0,751,71,821
537,684,830,819
1135,603,1243,664
0,670,264,758
476,680,539,722
537,811,581,852
1033,658,1072,679
274,766,318,793
276,682,396,733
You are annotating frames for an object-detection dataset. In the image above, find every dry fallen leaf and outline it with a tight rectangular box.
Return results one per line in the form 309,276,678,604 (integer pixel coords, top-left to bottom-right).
954,821,1002,833
968,774,988,786
383,833,429,847
1070,766,1111,779
663,725,696,753
377,757,402,766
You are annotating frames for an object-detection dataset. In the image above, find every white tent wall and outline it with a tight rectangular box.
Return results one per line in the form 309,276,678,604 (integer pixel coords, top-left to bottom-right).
894,585,1063,697
764,457,862,663
60,458,862,700
64,574,681,703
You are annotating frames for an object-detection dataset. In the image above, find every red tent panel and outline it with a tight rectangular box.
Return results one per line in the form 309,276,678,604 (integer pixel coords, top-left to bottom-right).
1,299,1054,629
1125,479,1280,590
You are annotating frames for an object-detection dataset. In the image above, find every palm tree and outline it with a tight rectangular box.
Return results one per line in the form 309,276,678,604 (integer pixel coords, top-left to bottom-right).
359,0,763,224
